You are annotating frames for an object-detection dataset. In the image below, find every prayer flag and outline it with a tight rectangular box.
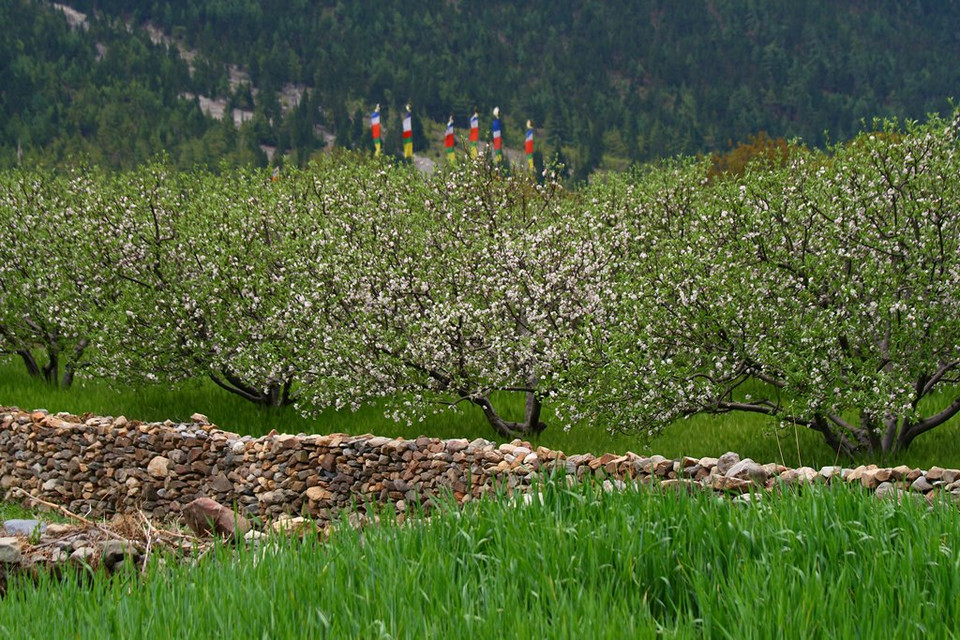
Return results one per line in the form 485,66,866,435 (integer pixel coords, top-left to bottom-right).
445,115,456,165
492,106,502,164
525,120,534,171
402,104,413,159
371,104,382,157
469,110,480,158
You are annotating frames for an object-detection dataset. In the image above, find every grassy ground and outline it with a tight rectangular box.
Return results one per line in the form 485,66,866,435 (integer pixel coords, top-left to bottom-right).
2,481,959,639
2,358,960,468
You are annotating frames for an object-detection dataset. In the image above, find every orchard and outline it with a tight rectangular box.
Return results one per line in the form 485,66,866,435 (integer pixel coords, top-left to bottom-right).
1,113,957,455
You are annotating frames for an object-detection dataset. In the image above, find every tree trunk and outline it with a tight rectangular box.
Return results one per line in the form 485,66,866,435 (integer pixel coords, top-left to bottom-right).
59,339,89,389
17,349,41,379
811,397,960,456
41,348,59,385
471,392,547,439
208,370,297,407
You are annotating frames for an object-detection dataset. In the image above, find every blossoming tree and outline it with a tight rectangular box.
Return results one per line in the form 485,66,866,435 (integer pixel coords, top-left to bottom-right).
580,113,960,455
293,158,624,436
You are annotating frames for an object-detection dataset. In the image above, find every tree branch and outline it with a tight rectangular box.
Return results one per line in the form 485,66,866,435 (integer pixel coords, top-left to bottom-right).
921,360,959,397
902,395,960,444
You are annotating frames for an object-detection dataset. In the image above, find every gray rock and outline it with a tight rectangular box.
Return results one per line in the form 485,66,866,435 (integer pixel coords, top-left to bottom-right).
3,519,46,537
819,466,843,481
725,459,769,483
0,537,22,564
716,452,741,475
733,492,762,504
99,539,140,571
70,546,96,566
910,476,934,493
875,482,901,501
259,490,285,505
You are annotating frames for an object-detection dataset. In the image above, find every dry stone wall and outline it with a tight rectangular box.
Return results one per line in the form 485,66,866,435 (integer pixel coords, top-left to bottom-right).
3,407,960,524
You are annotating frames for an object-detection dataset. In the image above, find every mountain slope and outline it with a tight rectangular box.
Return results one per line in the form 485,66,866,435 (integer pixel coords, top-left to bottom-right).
3,0,959,173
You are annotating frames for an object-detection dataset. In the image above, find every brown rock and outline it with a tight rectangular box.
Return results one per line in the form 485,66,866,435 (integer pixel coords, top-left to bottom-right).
905,468,923,483
319,453,337,472
779,467,818,486
181,497,251,539
270,515,314,536
208,473,234,493
846,466,867,483
890,465,912,481
654,458,674,477
925,466,945,482
712,476,753,493
658,478,699,494
147,456,170,478
305,486,332,502
860,469,881,490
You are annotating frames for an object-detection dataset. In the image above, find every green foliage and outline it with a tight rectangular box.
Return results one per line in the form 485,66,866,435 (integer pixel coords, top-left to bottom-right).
3,483,960,637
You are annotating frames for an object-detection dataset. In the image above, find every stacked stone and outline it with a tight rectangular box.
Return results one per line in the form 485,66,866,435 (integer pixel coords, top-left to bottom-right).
2,408,960,526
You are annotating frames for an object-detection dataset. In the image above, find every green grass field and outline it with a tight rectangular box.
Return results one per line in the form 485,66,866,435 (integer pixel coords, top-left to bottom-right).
3,481,959,638
3,358,960,468
5,358,960,637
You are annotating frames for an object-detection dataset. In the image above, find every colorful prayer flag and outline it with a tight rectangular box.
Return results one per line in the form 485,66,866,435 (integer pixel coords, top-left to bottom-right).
371,104,382,157
525,120,534,171
445,115,456,165
402,104,413,159
492,106,502,164
469,110,480,158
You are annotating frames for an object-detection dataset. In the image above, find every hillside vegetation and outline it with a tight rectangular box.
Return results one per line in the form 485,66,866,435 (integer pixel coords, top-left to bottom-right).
3,0,959,174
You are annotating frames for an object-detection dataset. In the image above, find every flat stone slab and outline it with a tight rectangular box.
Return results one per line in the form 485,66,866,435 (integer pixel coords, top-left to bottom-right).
2,519,46,536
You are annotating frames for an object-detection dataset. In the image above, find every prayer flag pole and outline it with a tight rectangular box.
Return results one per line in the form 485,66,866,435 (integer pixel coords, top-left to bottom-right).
525,120,535,171
469,109,480,158
445,115,456,165
371,104,382,157
492,106,502,164
402,104,414,159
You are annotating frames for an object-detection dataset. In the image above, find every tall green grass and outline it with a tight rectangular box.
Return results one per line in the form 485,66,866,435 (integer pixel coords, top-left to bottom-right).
3,357,959,468
3,482,959,638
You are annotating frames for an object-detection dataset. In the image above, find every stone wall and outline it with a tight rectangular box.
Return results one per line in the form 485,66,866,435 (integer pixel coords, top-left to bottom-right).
3,407,960,523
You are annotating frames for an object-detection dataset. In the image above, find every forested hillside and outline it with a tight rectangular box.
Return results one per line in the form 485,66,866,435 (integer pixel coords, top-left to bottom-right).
3,0,959,174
